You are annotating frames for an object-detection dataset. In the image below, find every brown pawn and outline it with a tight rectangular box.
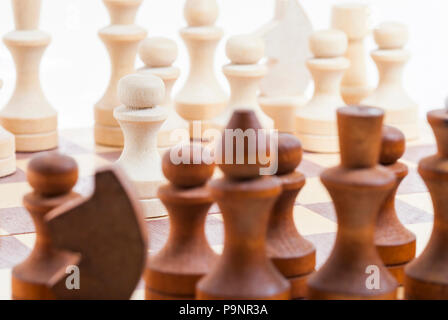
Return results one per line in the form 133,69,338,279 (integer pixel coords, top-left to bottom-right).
405,109,448,299
197,110,290,300
145,143,217,299
307,106,398,300
12,152,81,300
266,133,315,299
375,126,416,284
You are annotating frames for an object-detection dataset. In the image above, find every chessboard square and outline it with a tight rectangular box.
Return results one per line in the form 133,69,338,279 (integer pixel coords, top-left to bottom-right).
72,154,112,177
297,177,331,204
297,158,324,178
397,169,427,195
394,200,433,224
0,269,11,299
304,232,335,269
303,152,340,168
406,222,433,256
402,144,436,163
0,166,26,184
131,287,145,300
397,192,433,214
292,205,337,236
302,202,336,222
0,207,34,235
0,235,31,269
0,182,31,209
14,233,36,249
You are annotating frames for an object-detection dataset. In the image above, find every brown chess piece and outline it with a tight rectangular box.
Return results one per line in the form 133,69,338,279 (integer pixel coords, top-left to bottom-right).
43,165,147,299
145,143,217,299
266,133,315,299
306,106,398,300
375,126,416,284
196,110,291,300
12,152,81,300
405,109,448,299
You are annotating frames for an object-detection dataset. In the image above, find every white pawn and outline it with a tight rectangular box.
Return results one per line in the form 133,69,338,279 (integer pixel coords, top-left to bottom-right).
295,29,349,153
137,37,188,149
362,22,418,140
94,0,147,147
114,74,168,218
175,0,228,141
212,34,273,129
332,3,372,104
0,80,16,177
0,0,57,152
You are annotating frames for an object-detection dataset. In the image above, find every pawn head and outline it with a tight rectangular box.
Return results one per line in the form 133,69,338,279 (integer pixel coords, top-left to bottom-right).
184,0,218,27
226,34,265,65
118,74,165,109
374,22,408,50
139,37,178,68
380,126,405,165
162,144,215,188
27,152,78,196
309,29,348,58
277,133,303,175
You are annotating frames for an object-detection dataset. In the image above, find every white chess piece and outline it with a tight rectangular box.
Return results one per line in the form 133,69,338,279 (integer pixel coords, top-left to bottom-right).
137,37,188,149
362,22,418,140
115,74,168,218
94,0,147,147
257,0,313,133
332,3,373,104
175,0,228,141
0,80,16,177
212,34,273,129
0,0,57,152
295,29,349,153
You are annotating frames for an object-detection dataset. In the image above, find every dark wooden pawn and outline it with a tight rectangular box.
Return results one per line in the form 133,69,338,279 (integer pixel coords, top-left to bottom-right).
12,152,81,300
405,109,448,299
306,106,398,300
375,126,416,284
267,133,315,299
196,110,290,300
145,144,217,299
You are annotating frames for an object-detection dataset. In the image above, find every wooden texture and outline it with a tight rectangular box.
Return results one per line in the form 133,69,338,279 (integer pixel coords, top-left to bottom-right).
267,133,315,299
145,144,217,299
307,106,398,299
0,0,57,152
331,4,372,104
94,0,146,147
197,110,290,300
295,29,349,153
175,0,227,141
43,165,147,299
12,152,80,299
405,109,448,299
137,37,188,148
375,126,416,284
362,22,418,140
212,34,273,129
114,74,167,218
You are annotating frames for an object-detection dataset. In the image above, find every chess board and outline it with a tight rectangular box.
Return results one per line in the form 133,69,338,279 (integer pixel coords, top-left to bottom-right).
0,124,437,300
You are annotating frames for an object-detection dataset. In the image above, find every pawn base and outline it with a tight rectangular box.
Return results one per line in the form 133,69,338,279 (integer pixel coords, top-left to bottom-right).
0,155,16,177
94,123,123,147
405,275,448,300
295,132,339,153
15,131,58,152
260,96,307,133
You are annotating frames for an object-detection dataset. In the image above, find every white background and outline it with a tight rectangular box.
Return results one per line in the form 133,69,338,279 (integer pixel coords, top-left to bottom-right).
0,0,445,129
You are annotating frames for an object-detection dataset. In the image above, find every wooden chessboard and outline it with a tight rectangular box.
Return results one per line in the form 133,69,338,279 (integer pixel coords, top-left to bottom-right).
0,124,437,300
